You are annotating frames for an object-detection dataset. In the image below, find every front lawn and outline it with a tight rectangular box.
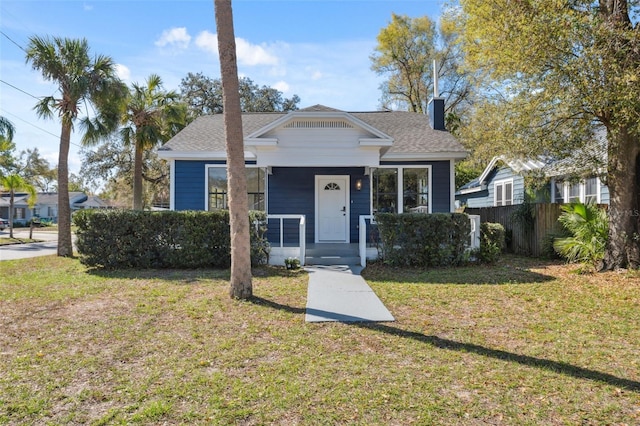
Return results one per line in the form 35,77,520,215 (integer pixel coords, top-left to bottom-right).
1,256,638,424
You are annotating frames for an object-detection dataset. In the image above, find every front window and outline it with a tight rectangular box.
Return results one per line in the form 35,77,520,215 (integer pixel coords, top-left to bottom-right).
207,166,266,211
403,168,429,211
372,168,398,213
495,180,513,206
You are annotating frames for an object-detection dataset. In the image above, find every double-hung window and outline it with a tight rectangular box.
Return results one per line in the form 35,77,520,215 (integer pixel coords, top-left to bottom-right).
494,179,513,206
372,167,431,213
207,166,266,211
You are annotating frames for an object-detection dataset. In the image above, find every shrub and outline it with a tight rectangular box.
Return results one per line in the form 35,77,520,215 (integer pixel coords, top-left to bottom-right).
477,222,505,263
74,209,269,269
375,212,471,267
553,203,608,268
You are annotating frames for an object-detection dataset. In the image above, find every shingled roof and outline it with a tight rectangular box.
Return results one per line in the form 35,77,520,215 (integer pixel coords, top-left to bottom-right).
158,106,466,156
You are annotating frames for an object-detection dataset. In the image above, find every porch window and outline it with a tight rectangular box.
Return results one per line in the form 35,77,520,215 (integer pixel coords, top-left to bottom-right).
403,168,429,211
494,179,513,206
207,166,266,211
14,208,25,219
372,168,397,213
553,179,564,203
568,182,581,203
585,177,598,204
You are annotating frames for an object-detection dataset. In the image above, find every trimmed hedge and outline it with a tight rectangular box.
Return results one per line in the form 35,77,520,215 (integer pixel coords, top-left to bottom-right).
375,212,471,267
73,209,269,269
477,222,506,263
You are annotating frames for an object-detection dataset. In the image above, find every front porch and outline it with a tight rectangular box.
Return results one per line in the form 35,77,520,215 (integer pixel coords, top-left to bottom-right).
265,213,481,267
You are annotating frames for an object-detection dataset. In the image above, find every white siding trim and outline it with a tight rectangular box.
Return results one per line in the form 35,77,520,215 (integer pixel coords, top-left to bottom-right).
450,159,455,212
169,159,175,211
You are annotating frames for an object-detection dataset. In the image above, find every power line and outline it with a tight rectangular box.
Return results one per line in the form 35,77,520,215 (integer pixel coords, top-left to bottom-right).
0,79,41,100
0,30,26,52
0,107,60,140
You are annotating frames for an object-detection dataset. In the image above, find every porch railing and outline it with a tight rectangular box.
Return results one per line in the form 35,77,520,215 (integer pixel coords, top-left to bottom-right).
359,215,376,267
358,213,482,267
266,214,306,266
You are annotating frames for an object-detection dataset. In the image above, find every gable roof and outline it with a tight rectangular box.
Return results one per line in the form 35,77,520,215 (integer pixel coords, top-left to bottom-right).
158,105,466,159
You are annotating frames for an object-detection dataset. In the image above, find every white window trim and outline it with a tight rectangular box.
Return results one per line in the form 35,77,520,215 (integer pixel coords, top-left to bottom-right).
204,164,268,211
494,178,514,206
370,165,432,214
553,177,601,204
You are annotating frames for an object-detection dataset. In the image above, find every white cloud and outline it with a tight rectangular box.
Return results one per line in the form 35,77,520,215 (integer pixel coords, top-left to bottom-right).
272,81,290,93
83,3,93,11
235,38,278,66
115,64,131,81
310,70,323,81
195,31,278,67
155,27,191,49
195,30,217,54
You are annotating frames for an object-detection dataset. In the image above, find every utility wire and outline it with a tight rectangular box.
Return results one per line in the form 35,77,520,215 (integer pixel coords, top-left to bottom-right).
0,30,26,52
0,79,41,99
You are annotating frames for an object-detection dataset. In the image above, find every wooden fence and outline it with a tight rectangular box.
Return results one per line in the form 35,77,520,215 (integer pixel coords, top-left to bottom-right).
465,203,565,257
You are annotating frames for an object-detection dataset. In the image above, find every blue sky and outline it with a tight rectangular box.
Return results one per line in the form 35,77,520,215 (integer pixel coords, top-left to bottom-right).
0,0,447,174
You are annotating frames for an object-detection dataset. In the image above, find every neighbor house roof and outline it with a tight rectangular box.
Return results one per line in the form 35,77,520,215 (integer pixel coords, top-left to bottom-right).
158,105,466,158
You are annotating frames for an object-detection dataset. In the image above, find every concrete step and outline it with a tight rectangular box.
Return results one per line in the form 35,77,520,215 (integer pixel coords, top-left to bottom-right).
305,256,361,266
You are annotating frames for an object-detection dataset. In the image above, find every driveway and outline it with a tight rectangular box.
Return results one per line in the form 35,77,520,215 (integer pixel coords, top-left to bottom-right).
0,229,60,260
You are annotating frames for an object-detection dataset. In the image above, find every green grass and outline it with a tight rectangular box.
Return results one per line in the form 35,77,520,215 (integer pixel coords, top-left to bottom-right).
1,255,639,425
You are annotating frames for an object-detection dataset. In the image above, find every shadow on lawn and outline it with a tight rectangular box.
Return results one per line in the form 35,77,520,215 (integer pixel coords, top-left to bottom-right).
362,257,559,285
85,265,301,282
250,296,640,393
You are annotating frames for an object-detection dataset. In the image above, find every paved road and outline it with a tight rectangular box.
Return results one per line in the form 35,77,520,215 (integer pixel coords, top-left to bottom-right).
0,229,60,261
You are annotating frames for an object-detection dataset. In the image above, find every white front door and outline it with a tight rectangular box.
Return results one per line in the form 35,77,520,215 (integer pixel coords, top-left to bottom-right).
316,175,349,242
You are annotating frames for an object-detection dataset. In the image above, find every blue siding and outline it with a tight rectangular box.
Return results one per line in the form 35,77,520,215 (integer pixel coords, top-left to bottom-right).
380,160,452,213
456,167,525,208
600,184,610,204
268,167,370,243
175,161,215,210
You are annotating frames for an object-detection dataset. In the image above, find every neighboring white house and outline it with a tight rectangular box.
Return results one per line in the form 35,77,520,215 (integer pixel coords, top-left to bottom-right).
0,192,110,225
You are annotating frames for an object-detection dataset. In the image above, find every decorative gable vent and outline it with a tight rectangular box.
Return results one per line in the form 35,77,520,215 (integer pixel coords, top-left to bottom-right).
284,120,354,129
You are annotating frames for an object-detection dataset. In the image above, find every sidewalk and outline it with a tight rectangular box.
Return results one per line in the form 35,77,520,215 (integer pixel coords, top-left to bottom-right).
0,229,60,261
305,265,395,323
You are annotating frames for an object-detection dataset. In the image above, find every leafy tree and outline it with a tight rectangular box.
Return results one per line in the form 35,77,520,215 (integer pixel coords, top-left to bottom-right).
179,72,300,120
554,203,609,269
79,138,169,208
119,74,185,210
0,174,36,238
25,36,127,257
214,0,252,299
19,148,56,192
370,12,474,125
458,0,640,270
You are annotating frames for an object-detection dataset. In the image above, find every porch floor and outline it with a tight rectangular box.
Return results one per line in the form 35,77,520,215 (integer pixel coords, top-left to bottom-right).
304,264,395,323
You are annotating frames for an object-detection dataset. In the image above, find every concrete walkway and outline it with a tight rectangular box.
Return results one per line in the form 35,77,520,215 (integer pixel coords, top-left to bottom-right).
305,265,395,323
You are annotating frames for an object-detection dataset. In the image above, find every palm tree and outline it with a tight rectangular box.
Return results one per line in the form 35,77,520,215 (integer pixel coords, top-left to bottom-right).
0,116,16,176
0,174,36,239
120,74,185,210
25,35,127,257
553,202,609,268
0,116,15,142
214,0,253,299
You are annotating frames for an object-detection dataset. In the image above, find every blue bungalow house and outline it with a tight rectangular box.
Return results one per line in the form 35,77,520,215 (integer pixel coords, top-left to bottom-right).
158,100,468,265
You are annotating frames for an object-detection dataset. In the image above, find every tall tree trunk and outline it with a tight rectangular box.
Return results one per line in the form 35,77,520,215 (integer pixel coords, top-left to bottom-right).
133,142,144,210
214,0,252,299
600,126,640,270
57,121,73,257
